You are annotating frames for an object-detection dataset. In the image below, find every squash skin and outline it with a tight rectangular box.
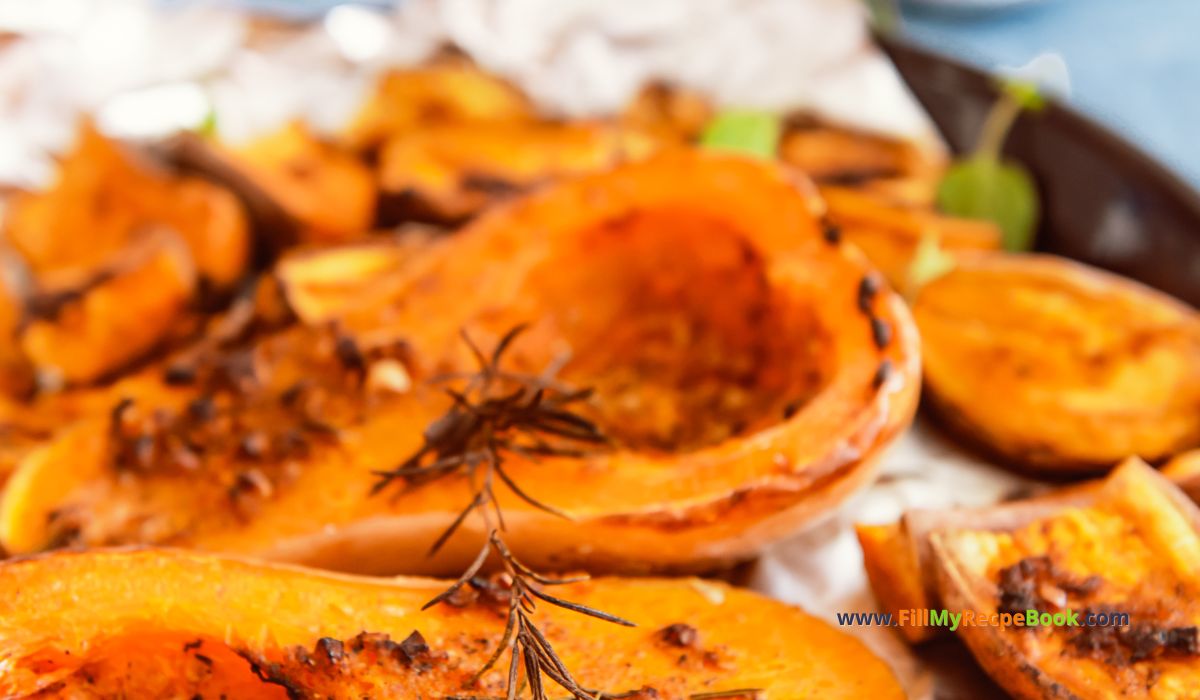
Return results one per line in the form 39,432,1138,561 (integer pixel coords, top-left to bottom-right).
0,152,920,575
931,459,1200,700
914,252,1200,474
0,548,906,699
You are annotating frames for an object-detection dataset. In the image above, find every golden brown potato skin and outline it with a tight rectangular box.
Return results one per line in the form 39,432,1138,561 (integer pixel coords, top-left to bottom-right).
914,252,1200,474
932,459,1200,700
0,153,919,577
0,548,905,699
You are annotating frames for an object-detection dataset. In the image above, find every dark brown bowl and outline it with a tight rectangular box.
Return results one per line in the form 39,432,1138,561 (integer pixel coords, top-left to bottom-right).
879,37,1200,307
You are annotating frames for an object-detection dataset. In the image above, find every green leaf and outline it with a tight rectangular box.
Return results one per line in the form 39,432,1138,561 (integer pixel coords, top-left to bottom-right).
196,107,218,138
999,78,1046,113
907,233,956,294
938,156,1038,252
862,0,901,35
699,110,782,159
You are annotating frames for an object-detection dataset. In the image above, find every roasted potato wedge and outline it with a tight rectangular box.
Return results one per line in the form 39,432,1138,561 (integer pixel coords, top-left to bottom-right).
0,153,919,576
376,121,663,223
0,548,904,698
3,123,249,289
931,458,1200,699
914,253,1200,473
344,62,533,151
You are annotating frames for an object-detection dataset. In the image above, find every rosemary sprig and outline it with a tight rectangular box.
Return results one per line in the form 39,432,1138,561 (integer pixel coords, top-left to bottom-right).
432,531,635,700
371,325,634,700
371,324,606,554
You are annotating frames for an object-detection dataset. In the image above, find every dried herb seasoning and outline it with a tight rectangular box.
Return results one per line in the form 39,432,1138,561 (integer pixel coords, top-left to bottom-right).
373,324,646,700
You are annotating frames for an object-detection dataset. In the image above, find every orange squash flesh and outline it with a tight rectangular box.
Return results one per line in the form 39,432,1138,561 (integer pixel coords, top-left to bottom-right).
0,548,904,698
930,459,1200,700
819,186,1001,292
224,122,377,244
914,252,1200,474
377,121,663,223
0,152,920,576
620,82,714,142
343,63,534,152
3,123,249,289
18,232,197,386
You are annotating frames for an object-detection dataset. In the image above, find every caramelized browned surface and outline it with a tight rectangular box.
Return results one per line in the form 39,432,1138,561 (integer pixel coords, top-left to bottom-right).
820,185,1001,292
4,123,248,289
0,549,904,699
377,121,663,223
915,253,1200,473
225,122,376,243
932,460,1200,699
343,62,534,152
0,153,919,577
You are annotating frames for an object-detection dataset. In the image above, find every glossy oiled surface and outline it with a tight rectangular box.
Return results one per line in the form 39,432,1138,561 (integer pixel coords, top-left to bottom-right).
0,153,920,576
914,253,1200,472
932,461,1200,699
0,548,904,699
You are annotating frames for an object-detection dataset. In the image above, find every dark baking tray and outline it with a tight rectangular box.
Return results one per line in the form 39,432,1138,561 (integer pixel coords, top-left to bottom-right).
880,36,1200,307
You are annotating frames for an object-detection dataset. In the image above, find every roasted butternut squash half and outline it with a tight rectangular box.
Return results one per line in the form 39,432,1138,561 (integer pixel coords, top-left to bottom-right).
0,152,919,576
930,458,1200,699
819,186,1001,291
376,121,662,223
344,62,534,151
0,548,904,698
3,123,249,289
222,122,376,244
914,253,1200,474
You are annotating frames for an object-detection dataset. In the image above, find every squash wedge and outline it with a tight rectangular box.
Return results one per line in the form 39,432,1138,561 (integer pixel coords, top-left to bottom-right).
930,458,1200,699
820,186,1001,291
0,152,920,576
3,123,249,289
914,253,1200,474
0,548,904,698
621,82,714,142
343,62,534,152
19,231,197,386
856,483,1096,645
223,122,377,244
376,121,663,224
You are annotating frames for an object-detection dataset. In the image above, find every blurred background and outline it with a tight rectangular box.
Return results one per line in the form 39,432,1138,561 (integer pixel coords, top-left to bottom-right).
903,0,1200,188
0,0,1197,187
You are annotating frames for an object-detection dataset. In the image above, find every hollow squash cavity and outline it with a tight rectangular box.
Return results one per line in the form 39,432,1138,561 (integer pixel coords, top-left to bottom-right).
524,207,832,452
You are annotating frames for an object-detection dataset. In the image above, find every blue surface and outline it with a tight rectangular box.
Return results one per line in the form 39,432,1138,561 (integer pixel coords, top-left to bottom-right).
902,0,1200,188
